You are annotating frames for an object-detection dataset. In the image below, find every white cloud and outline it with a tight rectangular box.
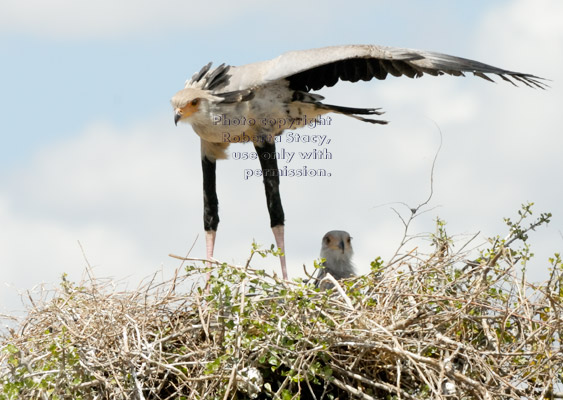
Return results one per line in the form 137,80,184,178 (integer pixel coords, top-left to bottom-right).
0,0,258,39
0,0,341,41
10,120,192,213
476,0,563,74
0,116,203,314
0,196,147,314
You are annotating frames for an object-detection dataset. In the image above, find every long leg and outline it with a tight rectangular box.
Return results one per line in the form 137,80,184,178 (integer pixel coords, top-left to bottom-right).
254,140,287,280
202,154,219,284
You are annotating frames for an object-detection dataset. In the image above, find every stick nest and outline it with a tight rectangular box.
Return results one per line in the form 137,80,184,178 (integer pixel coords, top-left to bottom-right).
1,216,562,399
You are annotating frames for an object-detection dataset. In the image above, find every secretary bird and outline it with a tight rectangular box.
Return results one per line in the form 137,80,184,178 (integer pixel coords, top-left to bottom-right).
171,44,546,280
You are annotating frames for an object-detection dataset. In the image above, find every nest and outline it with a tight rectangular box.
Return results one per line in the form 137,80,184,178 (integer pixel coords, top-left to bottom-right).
1,216,562,399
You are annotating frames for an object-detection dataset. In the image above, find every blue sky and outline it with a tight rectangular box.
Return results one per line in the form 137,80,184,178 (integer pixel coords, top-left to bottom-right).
1,0,562,317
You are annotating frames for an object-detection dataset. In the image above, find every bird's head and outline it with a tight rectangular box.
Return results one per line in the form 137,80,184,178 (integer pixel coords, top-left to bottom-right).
321,230,353,255
318,230,355,281
171,88,219,126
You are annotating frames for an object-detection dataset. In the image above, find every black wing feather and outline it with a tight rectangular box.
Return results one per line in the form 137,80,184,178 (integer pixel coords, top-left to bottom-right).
285,48,547,92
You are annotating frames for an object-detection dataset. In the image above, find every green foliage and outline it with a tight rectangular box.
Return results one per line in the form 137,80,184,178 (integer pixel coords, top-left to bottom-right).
370,256,384,280
1,328,91,400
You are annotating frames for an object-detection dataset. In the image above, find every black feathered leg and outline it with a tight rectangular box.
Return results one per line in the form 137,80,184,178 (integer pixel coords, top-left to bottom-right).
254,140,287,279
202,155,219,233
202,155,219,285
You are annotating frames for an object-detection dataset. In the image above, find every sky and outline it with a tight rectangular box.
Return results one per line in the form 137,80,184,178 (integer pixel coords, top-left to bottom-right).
1,0,562,321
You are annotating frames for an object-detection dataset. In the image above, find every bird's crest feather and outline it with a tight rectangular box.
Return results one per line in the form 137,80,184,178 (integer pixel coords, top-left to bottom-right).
186,63,232,91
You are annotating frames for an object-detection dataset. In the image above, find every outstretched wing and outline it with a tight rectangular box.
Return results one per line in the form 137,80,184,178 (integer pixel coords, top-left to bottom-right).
229,44,547,92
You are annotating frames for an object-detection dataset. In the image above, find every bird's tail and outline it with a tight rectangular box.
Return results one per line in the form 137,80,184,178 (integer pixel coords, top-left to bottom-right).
317,103,388,124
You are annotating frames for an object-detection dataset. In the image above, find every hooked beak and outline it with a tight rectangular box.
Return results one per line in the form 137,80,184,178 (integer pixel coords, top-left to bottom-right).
174,112,181,126
338,240,345,253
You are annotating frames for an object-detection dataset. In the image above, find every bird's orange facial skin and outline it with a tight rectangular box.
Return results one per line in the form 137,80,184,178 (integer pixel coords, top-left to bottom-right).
175,98,200,122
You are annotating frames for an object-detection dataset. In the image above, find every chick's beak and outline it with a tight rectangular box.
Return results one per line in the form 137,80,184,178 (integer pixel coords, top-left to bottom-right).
174,111,181,126
338,240,345,253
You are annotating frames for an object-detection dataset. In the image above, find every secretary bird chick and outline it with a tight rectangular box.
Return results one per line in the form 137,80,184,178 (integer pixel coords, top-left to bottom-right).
315,230,356,290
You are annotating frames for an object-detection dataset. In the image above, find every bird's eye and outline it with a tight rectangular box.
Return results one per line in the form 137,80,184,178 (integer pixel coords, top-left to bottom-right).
191,99,199,106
